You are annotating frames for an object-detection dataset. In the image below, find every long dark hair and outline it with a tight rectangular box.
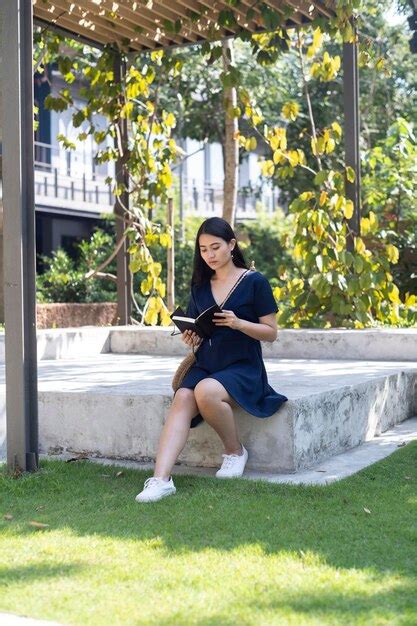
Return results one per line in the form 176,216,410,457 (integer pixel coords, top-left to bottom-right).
191,217,247,286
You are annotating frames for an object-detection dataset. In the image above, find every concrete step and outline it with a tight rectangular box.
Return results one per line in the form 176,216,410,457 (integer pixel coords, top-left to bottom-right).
46,417,417,486
1,354,414,472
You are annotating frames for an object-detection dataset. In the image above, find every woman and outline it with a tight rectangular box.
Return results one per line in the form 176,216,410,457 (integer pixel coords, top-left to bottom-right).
136,217,288,502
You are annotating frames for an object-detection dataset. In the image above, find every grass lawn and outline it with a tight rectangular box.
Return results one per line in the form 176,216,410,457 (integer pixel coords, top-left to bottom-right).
1,443,416,626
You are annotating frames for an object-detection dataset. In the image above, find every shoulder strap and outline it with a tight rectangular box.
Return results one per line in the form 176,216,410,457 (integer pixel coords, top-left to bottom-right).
220,268,252,309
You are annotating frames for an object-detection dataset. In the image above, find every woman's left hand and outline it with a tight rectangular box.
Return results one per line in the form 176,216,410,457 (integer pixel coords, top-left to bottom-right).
213,310,243,330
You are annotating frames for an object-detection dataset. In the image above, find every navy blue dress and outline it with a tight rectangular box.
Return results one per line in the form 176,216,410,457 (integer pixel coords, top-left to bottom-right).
178,270,288,428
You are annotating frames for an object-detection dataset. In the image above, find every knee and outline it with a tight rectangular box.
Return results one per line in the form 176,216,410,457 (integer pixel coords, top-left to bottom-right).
173,388,196,407
174,388,195,401
194,380,222,410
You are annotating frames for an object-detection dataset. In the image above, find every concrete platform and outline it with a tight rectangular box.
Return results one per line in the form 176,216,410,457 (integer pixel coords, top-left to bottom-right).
1,354,414,472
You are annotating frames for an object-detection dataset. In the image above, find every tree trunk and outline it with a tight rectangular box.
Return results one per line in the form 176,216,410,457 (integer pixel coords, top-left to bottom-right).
222,39,238,228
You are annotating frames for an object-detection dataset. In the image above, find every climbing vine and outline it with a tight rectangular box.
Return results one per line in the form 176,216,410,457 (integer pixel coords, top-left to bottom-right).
34,0,415,327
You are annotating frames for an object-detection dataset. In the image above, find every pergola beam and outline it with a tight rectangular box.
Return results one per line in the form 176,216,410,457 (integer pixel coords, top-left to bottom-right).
1,0,39,473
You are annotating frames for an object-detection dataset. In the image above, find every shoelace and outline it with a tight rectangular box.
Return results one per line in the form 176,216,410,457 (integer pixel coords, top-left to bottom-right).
220,453,240,469
143,477,167,489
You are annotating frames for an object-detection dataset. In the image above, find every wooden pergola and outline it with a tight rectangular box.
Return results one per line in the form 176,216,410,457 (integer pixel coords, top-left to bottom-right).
1,0,360,472
33,0,336,51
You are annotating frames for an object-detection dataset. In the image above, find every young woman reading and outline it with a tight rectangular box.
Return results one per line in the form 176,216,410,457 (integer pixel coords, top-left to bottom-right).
136,217,288,502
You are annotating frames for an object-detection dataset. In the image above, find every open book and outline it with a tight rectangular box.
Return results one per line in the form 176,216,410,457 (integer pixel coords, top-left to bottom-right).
170,304,222,339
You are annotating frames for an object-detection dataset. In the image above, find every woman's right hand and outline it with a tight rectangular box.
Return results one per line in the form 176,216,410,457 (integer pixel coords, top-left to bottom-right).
182,330,202,348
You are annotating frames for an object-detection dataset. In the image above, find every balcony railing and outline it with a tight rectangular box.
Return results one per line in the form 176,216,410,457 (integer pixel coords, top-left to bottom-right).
34,141,114,212
33,142,277,217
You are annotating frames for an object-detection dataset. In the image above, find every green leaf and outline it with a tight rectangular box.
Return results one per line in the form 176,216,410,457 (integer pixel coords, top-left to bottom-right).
314,170,328,185
345,166,356,183
261,5,281,31
353,256,363,273
218,9,238,28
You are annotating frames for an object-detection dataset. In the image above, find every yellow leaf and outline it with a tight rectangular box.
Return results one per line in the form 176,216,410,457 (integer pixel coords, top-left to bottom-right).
140,278,152,295
355,237,366,255
261,160,275,177
313,27,323,48
405,293,416,307
319,191,328,206
344,199,354,219
316,137,325,154
325,137,335,153
331,121,342,139
156,282,166,298
386,244,399,264
281,101,300,122
388,283,401,304
314,224,324,238
159,232,172,248
149,262,162,278
360,217,371,235
160,310,172,327
287,150,299,167
294,243,303,258
269,135,279,151
368,211,378,231
145,310,158,326
273,150,284,165
297,149,306,165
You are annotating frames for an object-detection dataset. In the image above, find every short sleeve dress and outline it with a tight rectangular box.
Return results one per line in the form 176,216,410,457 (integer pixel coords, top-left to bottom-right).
178,270,288,428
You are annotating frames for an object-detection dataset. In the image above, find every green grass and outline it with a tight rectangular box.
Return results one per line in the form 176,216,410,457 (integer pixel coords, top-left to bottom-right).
1,443,416,626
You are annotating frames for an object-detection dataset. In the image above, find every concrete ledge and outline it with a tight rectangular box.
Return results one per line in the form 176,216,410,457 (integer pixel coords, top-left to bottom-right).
0,326,416,363
0,328,110,362
109,326,417,361
36,327,110,360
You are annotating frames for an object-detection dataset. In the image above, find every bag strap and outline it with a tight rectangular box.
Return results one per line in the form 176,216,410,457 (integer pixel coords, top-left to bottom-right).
220,268,252,309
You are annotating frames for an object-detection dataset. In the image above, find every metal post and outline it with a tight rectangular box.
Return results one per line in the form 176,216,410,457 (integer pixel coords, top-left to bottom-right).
343,30,361,251
1,0,39,472
113,52,131,325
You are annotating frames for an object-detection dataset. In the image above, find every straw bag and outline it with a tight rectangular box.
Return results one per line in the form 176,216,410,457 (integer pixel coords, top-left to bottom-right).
171,268,252,392
172,349,197,393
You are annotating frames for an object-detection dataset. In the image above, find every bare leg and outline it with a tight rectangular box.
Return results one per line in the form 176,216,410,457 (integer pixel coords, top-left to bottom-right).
153,388,198,480
194,378,242,455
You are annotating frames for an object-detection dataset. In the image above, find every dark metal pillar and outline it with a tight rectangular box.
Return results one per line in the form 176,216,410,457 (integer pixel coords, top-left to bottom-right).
2,0,38,472
343,31,361,250
113,53,131,325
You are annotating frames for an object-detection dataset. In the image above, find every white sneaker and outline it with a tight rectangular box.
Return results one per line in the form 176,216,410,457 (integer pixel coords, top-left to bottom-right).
135,476,176,503
216,445,248,479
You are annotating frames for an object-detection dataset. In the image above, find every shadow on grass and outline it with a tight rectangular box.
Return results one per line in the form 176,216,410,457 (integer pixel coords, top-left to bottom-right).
1,443,416,583
0,563,85,585
134,582,416,626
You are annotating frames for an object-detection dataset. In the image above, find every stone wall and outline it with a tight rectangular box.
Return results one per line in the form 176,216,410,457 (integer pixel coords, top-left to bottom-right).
36,302,118,329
